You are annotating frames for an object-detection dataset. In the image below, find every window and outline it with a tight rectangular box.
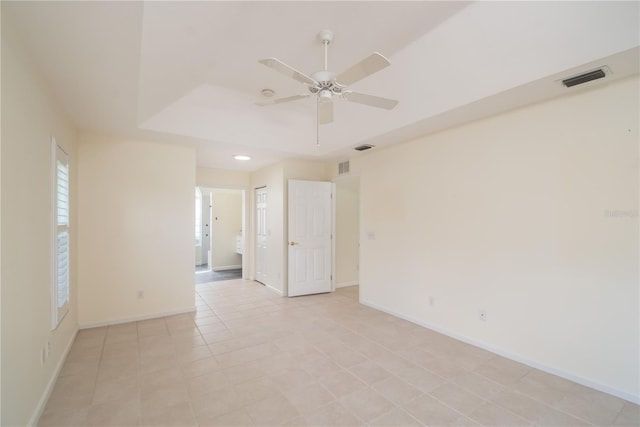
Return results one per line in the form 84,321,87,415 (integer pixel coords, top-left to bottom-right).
195,187,202,245
52,138,69,328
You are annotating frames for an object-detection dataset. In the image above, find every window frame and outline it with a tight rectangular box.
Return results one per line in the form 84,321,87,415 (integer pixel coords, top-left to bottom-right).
195,187,202,246
51,137,70,329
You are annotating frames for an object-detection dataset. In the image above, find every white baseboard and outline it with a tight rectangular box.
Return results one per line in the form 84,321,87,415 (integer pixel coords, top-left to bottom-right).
360,298,639,405
265,284,284,296
212,265,241,271
30,327,78,426
79,306,196,329
336,280,359,288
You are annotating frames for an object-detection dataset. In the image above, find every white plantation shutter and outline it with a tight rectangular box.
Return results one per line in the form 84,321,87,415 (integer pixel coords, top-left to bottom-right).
57,156,69,225
56,231,69,310
53,140,69,328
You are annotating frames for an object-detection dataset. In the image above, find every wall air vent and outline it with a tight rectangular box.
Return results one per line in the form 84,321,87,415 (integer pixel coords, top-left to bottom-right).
338,161,350,175
562,68,606,88
354,144,374,152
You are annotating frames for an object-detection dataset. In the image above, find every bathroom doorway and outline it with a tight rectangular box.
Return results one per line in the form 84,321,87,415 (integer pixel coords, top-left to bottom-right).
195,187,245,282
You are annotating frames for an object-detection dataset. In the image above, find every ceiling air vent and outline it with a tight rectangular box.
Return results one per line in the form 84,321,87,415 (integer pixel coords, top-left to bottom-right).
338,161,350,175
562,68,606,88
354,144,374,152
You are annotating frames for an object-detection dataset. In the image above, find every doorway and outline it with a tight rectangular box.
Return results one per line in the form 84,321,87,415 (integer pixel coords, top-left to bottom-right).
334,175,360,288
195,187,245,282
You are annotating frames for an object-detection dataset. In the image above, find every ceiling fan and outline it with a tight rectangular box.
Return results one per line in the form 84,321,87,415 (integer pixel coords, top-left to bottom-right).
256,29,398,125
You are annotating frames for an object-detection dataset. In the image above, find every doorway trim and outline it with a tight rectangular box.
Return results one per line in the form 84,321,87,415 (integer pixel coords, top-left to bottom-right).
332,174,360,289
255,186,268,286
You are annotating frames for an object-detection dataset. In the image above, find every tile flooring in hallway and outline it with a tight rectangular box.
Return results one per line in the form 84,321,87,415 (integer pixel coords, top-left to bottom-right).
39,281,639,426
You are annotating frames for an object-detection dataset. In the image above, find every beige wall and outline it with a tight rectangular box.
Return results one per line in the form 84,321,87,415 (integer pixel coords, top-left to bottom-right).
0,24,2,425
335,176,360,287
211,190,242,270
353,76,639,402
1,19,79,426
77,134,196,327
282,158,328,182
197,166,250,189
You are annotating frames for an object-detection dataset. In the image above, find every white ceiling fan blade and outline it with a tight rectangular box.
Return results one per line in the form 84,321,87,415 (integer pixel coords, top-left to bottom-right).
335,52,390,87
258,58,317,86
255,94,310,106
343,91,398,110
318,100,333,124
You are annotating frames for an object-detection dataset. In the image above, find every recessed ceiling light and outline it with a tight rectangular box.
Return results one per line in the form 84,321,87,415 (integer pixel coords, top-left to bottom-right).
261,88,274,97
233,155,251,161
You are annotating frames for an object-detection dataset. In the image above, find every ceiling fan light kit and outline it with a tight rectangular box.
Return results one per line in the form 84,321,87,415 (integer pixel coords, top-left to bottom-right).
256,29,398,132
318,89,333,103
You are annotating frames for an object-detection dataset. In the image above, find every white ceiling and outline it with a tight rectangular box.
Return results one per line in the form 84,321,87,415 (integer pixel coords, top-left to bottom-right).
4,1,639,172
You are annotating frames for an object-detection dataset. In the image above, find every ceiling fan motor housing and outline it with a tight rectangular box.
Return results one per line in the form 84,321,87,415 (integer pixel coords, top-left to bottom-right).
310,70,342,99
311,70,337,86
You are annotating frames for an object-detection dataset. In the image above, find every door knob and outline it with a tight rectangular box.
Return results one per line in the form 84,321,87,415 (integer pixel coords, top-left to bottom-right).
289,241,299,246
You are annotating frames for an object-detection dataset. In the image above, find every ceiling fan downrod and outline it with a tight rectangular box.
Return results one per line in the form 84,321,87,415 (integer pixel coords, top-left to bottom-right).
319,29,333,71
316,29,333,148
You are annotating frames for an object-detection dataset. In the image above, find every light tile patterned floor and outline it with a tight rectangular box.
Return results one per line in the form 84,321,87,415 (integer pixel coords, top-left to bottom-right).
39,281,639,426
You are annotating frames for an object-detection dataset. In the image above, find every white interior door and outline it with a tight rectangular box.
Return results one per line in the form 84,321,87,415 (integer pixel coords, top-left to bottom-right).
288,180,333,297
255,187,267,284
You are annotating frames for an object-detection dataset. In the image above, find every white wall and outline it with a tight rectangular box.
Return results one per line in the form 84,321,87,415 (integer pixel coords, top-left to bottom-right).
211,190,242,270
77,134,196,327
352,76,639,402
335,176,360,287
1,18,79,426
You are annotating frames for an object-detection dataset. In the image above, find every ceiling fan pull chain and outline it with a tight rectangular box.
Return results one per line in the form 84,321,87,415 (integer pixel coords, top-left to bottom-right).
316,97,320,146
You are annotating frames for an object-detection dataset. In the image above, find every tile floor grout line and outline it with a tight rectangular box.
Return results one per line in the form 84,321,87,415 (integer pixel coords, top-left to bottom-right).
496,387,600,427
42,282,638,427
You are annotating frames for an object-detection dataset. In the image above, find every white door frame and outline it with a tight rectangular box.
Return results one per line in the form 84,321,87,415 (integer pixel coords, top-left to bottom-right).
255,186,268,285
331,175,360,289
198,186,247,278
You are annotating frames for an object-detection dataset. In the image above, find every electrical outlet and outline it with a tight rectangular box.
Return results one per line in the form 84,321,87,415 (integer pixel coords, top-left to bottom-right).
137,290,144,299
428,296,435,306
479,309,487,321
